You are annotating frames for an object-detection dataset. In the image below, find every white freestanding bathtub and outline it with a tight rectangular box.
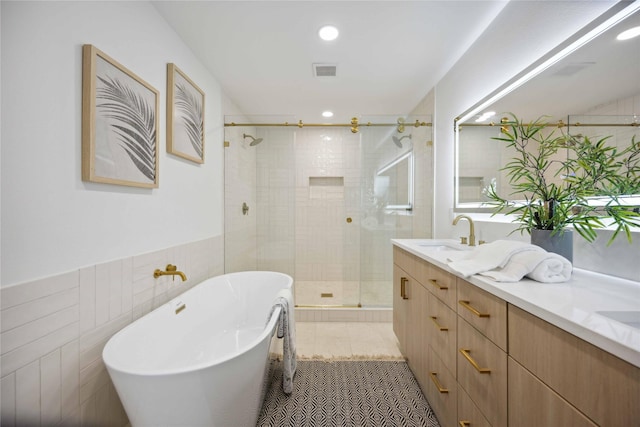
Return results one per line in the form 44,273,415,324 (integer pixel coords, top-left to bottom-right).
103,271,293,427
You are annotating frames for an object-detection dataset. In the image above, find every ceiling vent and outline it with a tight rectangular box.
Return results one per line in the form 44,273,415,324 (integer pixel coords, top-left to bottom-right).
551,61,596,77
313,63,337,78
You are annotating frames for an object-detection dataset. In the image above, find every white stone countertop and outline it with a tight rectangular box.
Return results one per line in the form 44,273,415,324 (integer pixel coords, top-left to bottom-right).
391,239,640,368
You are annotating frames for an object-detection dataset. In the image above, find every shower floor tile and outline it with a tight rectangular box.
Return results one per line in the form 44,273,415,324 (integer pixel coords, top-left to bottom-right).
284,322,403,360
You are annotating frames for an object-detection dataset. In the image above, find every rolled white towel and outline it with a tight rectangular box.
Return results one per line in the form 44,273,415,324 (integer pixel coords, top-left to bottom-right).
479,250,572,283
447,240,544,277
526,252,573,283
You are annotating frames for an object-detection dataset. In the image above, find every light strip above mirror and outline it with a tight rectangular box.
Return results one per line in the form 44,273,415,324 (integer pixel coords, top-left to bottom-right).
456,1,640,125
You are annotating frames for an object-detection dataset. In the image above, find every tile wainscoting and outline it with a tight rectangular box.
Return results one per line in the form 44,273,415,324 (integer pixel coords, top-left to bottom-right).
0,236,224,427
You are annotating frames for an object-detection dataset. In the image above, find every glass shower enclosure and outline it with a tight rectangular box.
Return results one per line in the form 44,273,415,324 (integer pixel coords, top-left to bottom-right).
224,115,433,308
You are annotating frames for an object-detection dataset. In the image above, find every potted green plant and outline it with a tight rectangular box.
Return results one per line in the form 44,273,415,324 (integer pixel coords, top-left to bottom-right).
483,114,640,261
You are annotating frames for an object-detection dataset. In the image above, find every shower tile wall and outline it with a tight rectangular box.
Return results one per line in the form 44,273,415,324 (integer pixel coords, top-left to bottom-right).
0,237,224,426
256,127,296,276
224,125,258,273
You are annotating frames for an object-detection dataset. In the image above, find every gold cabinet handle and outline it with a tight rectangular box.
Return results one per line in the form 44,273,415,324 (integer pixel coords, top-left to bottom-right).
459,349,491,374
458,300,490,318
430,316,448,331
429,372,449,393
429,279,448,290
400,277,409,300
459,422,471,427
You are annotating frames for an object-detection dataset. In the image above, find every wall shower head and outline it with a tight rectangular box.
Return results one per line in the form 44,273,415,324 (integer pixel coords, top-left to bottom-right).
243,133,263,146
391,134,412,148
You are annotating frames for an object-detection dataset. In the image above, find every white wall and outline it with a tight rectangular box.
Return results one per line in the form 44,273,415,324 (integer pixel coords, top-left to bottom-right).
1,1,224,287
433,1,617,238
1,2,226,424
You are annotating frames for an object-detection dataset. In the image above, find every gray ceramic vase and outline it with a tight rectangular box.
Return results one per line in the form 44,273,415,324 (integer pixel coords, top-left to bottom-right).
530,229,573,263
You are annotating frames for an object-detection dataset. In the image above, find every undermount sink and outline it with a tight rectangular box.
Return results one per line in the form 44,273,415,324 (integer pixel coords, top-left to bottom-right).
597,311,640,329
414,239,471,252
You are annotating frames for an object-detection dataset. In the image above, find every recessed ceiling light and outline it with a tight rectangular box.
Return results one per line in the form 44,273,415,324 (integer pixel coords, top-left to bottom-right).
318,25,339,41
617,26,640,41
322,111,334,118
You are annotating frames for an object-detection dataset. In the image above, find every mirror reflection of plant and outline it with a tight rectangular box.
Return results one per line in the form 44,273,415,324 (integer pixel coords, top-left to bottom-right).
567,134,640,196
483,114,640,244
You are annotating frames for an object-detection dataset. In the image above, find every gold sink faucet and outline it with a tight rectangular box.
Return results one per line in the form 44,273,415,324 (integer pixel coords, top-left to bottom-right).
453,215,476,246
153,264,187,281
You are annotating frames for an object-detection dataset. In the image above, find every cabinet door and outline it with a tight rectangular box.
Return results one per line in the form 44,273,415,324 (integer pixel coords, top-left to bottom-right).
458,318,508,427
508,357,597,427
406,281,428,389
393,265,408,354
509,305,640,427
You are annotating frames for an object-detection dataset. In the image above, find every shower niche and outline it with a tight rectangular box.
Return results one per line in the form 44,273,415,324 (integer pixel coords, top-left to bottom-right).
224,115,433,309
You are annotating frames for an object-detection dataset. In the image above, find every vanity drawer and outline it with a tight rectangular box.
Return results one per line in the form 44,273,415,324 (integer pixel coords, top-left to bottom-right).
425,345,457,427
457,278,507,351
457,384,492,427
457,317,507,427
509,305,640,427
423,264,457,309
508,357,596,427
426,293,457,374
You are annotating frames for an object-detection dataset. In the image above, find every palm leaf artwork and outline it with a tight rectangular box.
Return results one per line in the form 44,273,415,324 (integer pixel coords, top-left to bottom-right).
174,82,204,158
96,76,156,182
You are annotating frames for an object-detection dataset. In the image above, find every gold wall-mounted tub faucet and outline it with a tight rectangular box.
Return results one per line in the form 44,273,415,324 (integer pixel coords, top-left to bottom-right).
453,214,476,246
153,264,187,281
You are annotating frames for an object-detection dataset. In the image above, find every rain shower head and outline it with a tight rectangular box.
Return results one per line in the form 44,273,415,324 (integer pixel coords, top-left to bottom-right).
392,134,412,148
243,133,263,146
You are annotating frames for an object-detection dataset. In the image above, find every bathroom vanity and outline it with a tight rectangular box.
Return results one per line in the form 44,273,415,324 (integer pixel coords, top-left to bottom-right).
392,239,640,427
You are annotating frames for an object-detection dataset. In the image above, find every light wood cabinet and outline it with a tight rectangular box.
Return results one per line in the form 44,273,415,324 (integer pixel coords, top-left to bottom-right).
424,345,457,427
508,357,597,427
393,259,429,391
392,246,639,427
424,263,457,310
509,305,640,427
458,384,492,427
426,290,457,374
392,264,407,354
457,278,507,351
457,317,507,427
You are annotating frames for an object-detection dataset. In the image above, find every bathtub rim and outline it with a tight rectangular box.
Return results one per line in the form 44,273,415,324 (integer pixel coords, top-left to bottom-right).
102,271,291,377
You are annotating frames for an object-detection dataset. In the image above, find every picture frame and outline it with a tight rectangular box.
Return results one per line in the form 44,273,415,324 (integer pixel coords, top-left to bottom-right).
82,44,160,188
167,63,205,163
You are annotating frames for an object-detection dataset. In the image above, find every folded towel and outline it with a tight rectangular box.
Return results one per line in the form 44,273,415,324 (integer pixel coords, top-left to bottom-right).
268,288,297,394
479,250,572,283
447,240,545,277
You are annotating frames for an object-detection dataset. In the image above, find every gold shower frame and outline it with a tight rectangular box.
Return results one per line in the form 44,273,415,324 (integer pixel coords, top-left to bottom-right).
225,117,431,134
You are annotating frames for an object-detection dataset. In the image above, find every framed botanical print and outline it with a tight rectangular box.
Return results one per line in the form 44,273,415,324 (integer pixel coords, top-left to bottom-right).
167,63,205,163
82,44,160,188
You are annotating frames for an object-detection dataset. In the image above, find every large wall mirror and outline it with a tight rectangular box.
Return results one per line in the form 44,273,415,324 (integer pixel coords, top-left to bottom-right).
454,3,640,211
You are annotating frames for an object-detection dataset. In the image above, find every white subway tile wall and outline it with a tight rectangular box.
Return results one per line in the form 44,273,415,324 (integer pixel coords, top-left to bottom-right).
0,235,224,426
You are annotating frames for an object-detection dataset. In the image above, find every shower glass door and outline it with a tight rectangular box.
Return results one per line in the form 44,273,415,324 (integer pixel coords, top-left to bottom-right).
358,116,432,307
223,115,432,309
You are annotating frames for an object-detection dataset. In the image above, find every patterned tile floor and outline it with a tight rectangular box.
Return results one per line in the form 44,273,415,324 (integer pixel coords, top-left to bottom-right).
292,322,404,360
